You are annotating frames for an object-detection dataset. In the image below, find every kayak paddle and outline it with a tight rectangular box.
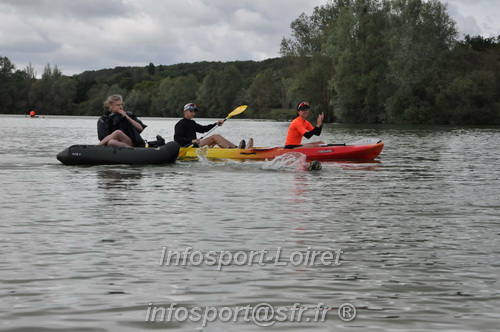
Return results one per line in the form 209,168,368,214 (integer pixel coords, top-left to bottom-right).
199,105,248,139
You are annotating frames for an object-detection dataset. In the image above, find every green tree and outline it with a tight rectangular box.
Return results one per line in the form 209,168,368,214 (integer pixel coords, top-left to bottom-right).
151,77,174,116
436,70,499,124
147,62,155,76
28,64,76,114
155,75,199,117
215,65,243,117
131,80,159,116
385,0,457,123
246,69,283,117
197,70,219,114
25,62,36,79
434,35,500,124
280,2,341,121
0,56,18,113
29,64,54,114
325,0,391,122
50,76,77,114
197,66,243,117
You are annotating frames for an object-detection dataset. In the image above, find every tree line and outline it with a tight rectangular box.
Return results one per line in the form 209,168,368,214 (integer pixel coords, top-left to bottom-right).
1,0,499,124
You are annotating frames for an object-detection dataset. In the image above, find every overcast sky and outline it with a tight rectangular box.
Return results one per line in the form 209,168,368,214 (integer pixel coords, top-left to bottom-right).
1,0,499,77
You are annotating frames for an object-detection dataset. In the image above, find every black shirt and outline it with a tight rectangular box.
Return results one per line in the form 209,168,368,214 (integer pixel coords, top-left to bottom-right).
174,118,216,147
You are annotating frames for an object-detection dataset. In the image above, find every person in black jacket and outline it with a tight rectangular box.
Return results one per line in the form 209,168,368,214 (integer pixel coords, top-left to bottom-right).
174,103,247,148
97,95,147,147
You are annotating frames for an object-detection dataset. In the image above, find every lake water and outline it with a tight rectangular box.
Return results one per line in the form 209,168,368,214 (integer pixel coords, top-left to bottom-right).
0,115,499,332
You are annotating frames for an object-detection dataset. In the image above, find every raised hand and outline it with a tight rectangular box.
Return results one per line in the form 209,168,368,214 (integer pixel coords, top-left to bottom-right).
317,112,325,127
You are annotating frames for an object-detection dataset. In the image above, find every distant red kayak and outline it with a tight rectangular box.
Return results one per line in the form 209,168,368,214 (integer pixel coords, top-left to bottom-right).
179,138,384,161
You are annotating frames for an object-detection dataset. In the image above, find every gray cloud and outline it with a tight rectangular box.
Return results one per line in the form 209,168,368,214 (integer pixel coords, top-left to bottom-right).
443,0,500,37
446,3,482,37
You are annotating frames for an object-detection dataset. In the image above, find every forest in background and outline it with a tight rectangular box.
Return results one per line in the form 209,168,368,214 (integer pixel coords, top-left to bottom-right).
1,0,499,124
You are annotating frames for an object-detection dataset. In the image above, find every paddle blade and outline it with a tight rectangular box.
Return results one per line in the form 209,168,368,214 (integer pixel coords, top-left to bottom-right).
177,147,189,158
177,145,195,158
226,105,248,119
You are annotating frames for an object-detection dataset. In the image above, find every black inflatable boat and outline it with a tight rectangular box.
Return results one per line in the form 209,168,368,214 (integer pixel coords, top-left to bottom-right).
57,141,180,165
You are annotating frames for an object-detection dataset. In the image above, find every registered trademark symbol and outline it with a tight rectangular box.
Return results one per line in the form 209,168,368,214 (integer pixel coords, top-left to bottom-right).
338,303,356,321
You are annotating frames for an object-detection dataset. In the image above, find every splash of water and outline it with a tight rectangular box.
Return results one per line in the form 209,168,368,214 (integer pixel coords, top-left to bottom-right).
196,145,210,165
262,152,308,171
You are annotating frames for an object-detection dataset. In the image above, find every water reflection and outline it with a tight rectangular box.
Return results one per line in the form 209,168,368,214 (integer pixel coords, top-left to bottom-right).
95,167,197,203
289,173,309,204
96,168,144,191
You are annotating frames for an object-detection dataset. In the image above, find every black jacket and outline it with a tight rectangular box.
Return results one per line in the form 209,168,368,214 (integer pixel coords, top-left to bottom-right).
97,111,147,147
174,118,216,147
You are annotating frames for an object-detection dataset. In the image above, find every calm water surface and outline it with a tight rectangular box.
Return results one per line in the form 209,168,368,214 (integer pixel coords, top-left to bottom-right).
0,115,499,332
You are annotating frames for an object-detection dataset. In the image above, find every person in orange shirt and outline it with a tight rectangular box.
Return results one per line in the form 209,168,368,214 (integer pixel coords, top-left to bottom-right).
285,102,324,148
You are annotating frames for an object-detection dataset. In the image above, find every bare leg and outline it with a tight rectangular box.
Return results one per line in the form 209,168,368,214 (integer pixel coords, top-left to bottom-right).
98,130,134,147
107,138,132,147
247,138,254,149
200,134,237,148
